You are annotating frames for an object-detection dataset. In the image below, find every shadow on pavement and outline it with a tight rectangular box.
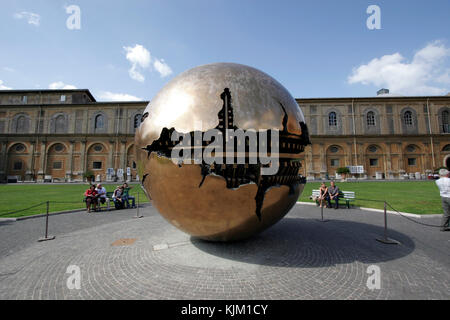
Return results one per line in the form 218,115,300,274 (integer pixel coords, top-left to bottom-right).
191,217,415,268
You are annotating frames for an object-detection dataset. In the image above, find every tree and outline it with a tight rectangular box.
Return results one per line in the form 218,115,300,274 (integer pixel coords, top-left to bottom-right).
83,170,94,183
336,167,350,174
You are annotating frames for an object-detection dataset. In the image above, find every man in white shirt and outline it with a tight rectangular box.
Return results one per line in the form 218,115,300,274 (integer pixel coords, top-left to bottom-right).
95,183,110,211
435,169,450,231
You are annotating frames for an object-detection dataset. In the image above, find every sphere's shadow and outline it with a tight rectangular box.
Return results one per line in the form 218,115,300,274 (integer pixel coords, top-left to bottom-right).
190,217,415,268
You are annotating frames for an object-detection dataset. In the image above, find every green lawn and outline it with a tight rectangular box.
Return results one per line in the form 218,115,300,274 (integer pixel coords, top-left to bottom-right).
299,181,443,215
0,181,443,218
0,183,149,218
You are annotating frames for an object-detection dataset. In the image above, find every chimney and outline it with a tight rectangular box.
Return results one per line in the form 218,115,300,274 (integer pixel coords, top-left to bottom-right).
377,88,389,96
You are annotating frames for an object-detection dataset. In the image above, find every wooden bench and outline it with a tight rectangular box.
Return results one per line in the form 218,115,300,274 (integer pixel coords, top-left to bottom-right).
341,191,355,208
97,191,114,211
83,191,113,211
310,189,356,208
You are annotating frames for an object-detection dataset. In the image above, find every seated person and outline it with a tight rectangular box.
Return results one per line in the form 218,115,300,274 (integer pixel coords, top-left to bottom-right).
318,183,329,208
327,181,340,209
95,183,110,210
112,186,124,210
84,185,98,213
122,183,136,208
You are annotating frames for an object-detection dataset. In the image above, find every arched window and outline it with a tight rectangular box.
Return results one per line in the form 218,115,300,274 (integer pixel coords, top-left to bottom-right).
442,110,449,133
368,145,378,153
95,114,104,130
134,114,142,129
53,143,65,153
404,111,413,126
443,144,450,152
55,115,66,133
328,112,337,126
367,111,375,126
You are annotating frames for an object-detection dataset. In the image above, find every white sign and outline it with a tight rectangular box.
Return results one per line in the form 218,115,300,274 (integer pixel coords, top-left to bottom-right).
107,168,115,176
126,167,131,176
117,168,124,177
348,166,364,174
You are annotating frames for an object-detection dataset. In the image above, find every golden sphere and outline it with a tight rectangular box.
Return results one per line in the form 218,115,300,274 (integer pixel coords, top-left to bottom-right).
135,63,310,241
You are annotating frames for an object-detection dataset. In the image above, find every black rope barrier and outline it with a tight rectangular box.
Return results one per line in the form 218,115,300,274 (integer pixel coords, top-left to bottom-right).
349,197,442,228
0,202,47,217
324,196,443,228
385,202,442,228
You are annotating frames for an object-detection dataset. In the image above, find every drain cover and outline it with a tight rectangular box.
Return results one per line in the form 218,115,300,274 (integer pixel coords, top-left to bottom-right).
111,238,137,246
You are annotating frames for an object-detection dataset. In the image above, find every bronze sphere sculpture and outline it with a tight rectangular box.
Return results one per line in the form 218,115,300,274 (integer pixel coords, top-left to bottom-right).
135,63,310,241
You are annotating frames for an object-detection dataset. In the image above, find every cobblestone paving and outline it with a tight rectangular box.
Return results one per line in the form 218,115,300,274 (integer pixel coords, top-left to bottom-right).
0,204,448,299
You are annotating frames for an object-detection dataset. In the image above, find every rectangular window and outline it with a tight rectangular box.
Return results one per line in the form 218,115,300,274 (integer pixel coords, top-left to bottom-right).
93,161,102,169
369,158,378,167
13,161,22,170
53,161,62,169
330,159,339,167
22,96,27,104
60,95,66,102
408,158,417,166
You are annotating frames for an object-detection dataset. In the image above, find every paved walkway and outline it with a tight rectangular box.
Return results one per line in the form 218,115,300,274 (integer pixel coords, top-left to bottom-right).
0,203,448,300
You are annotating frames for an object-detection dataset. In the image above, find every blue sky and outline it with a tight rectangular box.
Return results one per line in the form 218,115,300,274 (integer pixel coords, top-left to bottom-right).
1,0,449,101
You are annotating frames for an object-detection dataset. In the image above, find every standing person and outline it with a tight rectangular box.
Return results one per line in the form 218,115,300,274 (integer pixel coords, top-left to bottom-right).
327,181,340,209
318,183,329,208
435,168,450,231
84,185,98,213
122,183,136,208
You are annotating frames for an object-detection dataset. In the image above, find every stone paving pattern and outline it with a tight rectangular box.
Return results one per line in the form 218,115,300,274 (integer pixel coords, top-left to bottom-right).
0,203,449,300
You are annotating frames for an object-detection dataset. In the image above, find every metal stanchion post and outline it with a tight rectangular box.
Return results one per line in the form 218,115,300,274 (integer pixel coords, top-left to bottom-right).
316,199,329,222
134,192,143,219
376,201,400,245
38,201,55,242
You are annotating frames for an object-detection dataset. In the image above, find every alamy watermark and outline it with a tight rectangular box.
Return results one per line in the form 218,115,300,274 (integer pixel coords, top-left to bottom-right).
66,265,81,290
367,5,381,30
169,128,280,176
66,5,81,30
366,265,381,290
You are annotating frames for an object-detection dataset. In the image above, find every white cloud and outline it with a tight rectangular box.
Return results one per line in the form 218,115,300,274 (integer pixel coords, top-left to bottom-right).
0,80,12,90
436,69,450,84
153,58,173,77
123,44,173,81
14,11,41,26
3,67,15,73
124,44,151,82
49,81,77,90
97,91,142,102
348,41,450,96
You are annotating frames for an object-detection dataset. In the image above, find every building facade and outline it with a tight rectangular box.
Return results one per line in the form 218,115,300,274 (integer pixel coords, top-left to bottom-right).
296,94,450,180
0,89,449,182
0,89,148,182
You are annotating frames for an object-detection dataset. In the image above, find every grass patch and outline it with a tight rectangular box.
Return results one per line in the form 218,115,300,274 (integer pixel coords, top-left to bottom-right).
299,181,442,215
0,183,148,218
0,181,443,218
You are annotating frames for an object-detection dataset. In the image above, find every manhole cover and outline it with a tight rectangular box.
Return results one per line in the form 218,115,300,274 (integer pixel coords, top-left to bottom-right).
111,238,137,246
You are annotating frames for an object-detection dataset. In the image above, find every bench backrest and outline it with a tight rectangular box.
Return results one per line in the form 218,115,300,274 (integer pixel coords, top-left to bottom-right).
341,191,355,199
311,189,355,199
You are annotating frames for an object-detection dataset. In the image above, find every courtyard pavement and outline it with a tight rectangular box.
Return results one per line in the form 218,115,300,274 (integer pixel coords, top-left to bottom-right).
0,203,448,300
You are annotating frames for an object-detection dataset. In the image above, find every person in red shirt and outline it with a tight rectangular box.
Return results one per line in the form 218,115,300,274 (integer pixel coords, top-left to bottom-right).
84,185,98,213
